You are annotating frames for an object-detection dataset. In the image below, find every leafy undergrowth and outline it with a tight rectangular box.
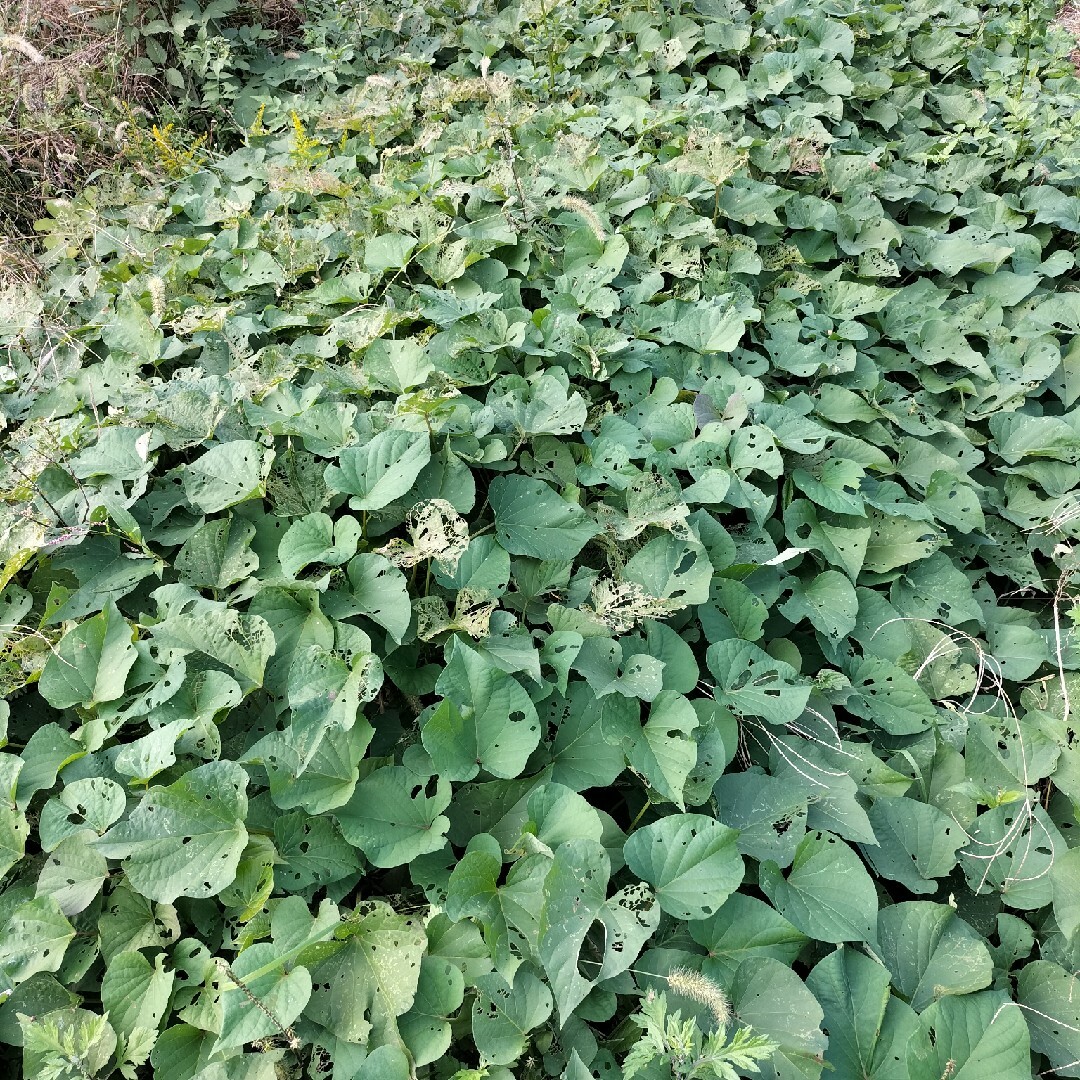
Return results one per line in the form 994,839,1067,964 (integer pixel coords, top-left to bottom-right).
3,0,1080,1077
0,0,303,256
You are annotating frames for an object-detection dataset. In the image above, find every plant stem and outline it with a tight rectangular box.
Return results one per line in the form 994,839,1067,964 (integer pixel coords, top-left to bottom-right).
537,0,558,95
626,796,652,833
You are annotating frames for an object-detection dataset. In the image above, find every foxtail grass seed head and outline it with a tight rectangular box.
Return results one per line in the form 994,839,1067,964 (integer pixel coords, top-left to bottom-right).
148,277,165,320
666,967,731,1028
561,196,606,243
1,34,45,65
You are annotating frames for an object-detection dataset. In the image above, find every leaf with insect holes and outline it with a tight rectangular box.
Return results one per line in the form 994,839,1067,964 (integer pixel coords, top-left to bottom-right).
12,0,1080,1071
760,831,878,945
337,758,451,867
423,639,541,781
706,638,811,727
303,900,427,1046
93,761,248,904
536,836,659,1024
623,814,743,921
183,441,274,513
215,947,311,1053
38,600,138,710
325,430,431,511
908,992,1029,1080
472,967,553,1067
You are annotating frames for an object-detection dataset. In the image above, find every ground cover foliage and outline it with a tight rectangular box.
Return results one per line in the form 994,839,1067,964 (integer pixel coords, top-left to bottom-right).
3,0,1080,1076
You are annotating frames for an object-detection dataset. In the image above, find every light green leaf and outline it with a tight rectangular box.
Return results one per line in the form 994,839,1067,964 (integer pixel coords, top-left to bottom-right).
101,950,174,1038
400,954,465,1067
649,294,759,353
365,233,417,274
14,725,84,811
360,1045,412,1080
641,620,700,693
990,413,1080,464
908,992,1030,1080
489,476,600,560
783,500,869,581
94,761,249,904
434,535,511,596
279,512,362,579
760,831,878,945
728,956,826,1080
1051,846,1080,940
0,973,79,1047
0,897,75,986
626,690,698,809
1018,960,1080,1076
103,297,161,361
891,551,984,627
426,913,492,986
0,755,26,878
98,883,180,962
148,1024,215,1080
43,541,161,624
792,458,866,516
220,249,286,290
878,902,993,1012
444,840,531,981
114,718,191,784
490,371,588,437
807,947,917,1080
424,639,540,781
623,814,743,920
364,337,434,394
690,894,808,986
35,833,108,916
710,577,768,641
288,640,380,740
537,838,610,1022
71,425,152,481
247,586,334,696
38,600,137,709
346,553,412,643
958,803,1064,910
472,967,553,1067
924,471,985,532
525,783,604,850
325,430,431,511
183,441,273,513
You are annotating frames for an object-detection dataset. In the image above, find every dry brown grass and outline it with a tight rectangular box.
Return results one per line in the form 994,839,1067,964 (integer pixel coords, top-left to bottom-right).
1053,1,1080,72
0,0,139,267
0,0,302,269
